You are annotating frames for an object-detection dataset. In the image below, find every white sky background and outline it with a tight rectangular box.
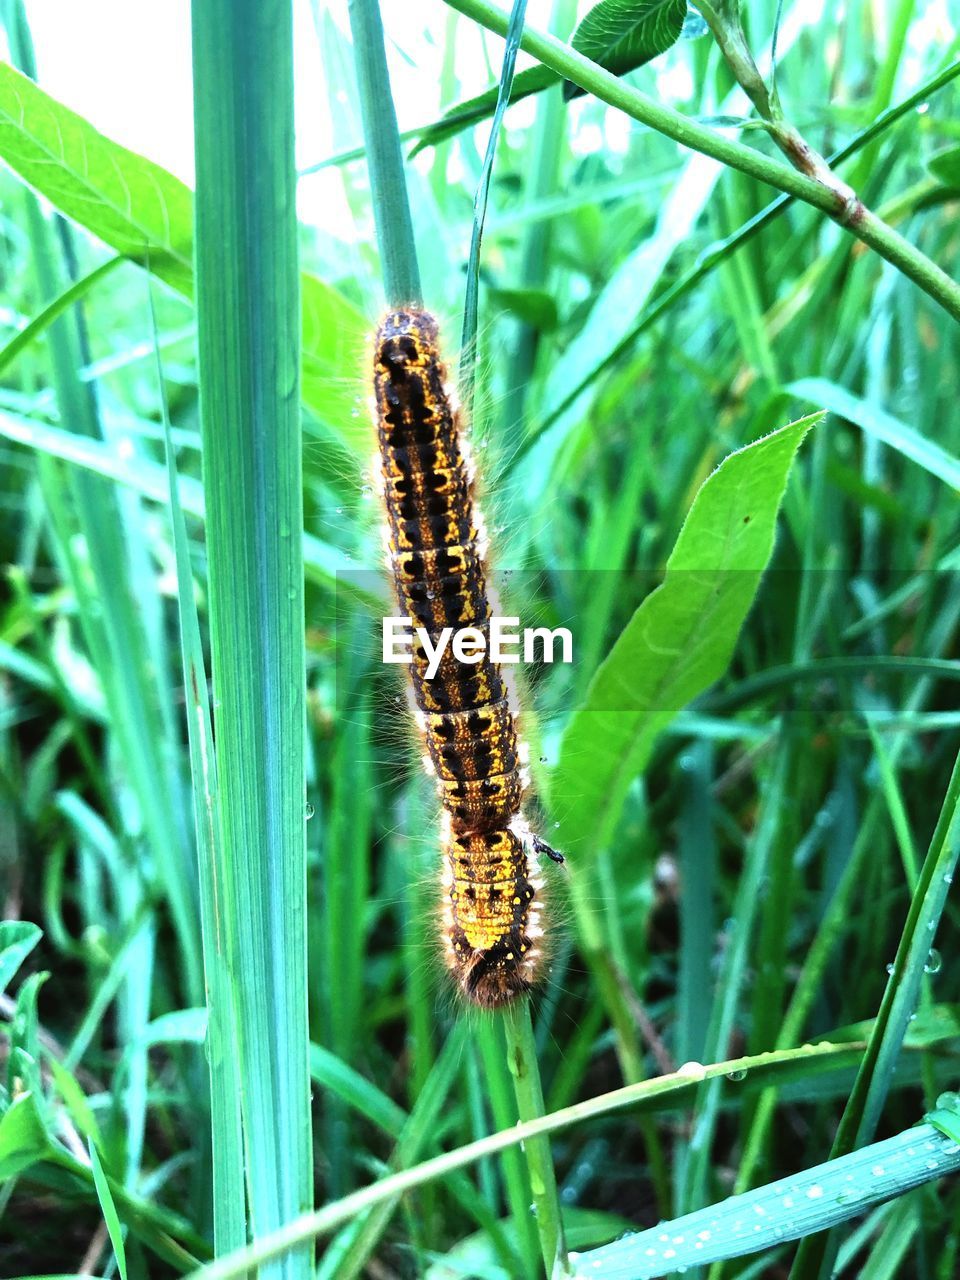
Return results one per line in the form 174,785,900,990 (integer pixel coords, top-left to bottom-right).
8,0,957,241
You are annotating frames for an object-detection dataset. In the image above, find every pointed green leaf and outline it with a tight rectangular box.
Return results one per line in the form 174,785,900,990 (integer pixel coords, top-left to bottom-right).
565,0,687,98
0,61,368,457
0,921,42,997
0,1092,49,1182
89,1139,129,1280
554,413,822,860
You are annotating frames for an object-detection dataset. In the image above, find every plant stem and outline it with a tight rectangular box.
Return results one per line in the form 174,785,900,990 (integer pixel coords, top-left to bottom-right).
347,0,422,306
502,1001,570,1277
442,0,960,325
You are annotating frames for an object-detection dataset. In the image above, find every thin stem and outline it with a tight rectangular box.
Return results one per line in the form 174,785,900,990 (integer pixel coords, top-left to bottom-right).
347,0,422,307
442,0,960,324
502,1001,570,1277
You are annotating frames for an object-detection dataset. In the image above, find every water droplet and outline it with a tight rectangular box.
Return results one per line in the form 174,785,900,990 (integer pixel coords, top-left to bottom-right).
304,802,315,820
336,506,344,515
936,1091,959,1110
917,101,930,114
806,1185,824,1199
727,1068,747,1082
886,963,895,975
871,1165,886,1177
944,872,954,885
528,1202,538,1216
925,948,942,974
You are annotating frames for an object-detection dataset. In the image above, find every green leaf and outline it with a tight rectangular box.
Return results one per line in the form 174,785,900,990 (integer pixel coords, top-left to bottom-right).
565,0,687,99
0,1092,49,1182
488,285,559,330
927,1093,960,1145
928,144,960,189
48,1058,103,1151
89,1139,129,1280
0,921,42,997
553,412,821,860
0,61,368,458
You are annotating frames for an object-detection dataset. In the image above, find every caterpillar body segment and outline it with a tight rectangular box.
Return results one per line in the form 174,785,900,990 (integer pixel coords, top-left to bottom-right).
373,307,559,1008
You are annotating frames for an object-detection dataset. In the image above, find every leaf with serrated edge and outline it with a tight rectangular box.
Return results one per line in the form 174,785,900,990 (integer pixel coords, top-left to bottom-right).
553,413,822,861
571,0,687,75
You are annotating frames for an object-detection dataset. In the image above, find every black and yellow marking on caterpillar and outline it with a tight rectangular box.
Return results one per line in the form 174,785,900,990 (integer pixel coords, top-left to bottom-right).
374,308,562,1008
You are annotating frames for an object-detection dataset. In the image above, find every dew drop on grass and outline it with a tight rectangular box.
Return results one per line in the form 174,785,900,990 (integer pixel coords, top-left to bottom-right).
727,1068,747,1082
304,801,315,820
886,963,895,975
936,1091,960,1110
924,948,942,974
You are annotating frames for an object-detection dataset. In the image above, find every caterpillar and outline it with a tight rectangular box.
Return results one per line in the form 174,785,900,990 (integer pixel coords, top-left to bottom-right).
373,307,562,1008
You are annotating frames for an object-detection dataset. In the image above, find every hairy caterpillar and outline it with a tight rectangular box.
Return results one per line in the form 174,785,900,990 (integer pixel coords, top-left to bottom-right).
373,308,562,1008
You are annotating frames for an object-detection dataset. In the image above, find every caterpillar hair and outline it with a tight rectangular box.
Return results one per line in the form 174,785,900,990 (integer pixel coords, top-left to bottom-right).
372,307,563,1009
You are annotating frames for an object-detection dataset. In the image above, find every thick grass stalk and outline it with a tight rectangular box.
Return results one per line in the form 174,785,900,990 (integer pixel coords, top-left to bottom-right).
191,1,312,1273
442,0,960,325
153,288,247,1255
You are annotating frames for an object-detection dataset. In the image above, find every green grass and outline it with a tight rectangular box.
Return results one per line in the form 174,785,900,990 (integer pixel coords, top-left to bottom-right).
2,1,960,1277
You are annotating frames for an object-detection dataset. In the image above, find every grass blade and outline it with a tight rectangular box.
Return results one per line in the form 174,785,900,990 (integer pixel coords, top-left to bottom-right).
153,289,247,1253
347,0,422,306
568,1121,960,1278
191,0,312,1272
88,1138,129,1280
